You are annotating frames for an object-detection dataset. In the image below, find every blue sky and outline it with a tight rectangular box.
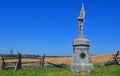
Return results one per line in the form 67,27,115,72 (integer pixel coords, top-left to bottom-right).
0,0,120,56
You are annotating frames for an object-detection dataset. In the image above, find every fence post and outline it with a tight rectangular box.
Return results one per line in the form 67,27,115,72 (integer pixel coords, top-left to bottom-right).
40,54,45,68
17,53,21,69
1,56,6,70
115,51,119,58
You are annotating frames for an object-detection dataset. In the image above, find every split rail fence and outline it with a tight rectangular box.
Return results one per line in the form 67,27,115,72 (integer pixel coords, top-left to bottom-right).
99,51,120,66
0,54,66,72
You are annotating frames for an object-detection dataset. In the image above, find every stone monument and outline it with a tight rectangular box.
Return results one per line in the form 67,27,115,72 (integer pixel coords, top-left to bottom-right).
70,3,94,73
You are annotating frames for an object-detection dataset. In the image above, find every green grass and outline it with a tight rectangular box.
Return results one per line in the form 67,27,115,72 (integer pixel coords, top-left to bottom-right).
0,65,120,76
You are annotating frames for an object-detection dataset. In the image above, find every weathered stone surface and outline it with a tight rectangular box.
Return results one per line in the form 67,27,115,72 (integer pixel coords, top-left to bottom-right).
71,63,93,73
73,37,89,46
71,37,94,73
70,3,94,73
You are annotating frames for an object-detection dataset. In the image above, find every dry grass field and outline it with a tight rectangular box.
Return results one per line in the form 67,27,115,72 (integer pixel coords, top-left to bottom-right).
91,54,112,64
1,54,113,65
45,54,113,65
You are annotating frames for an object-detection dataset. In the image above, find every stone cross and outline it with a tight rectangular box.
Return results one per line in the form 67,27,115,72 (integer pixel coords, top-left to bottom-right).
78,3,85,37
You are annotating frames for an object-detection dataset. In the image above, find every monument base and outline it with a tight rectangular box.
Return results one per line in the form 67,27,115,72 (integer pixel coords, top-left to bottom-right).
70,63,94,73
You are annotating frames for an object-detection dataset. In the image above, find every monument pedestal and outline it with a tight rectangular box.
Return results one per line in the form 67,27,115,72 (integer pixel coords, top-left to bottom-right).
70,37,94,73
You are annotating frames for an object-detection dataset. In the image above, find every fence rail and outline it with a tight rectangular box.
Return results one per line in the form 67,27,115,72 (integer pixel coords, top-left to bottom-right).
0,53,67,72
0,53,42,71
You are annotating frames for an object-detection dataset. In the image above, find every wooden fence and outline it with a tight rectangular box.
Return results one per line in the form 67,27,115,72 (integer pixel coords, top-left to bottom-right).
0,54,66,72
0,53,43,71
99,51,120,66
